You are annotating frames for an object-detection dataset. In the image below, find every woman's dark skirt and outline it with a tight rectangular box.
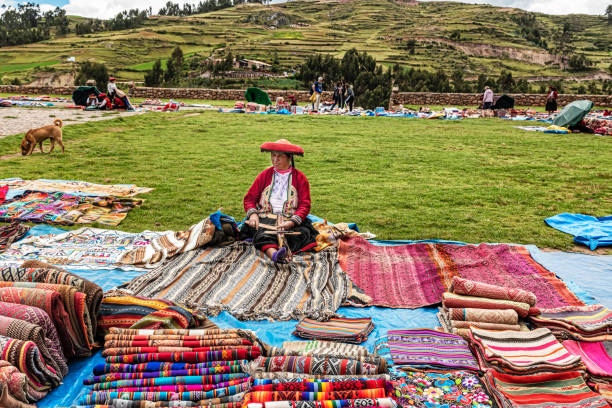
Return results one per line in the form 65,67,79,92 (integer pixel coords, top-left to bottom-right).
240,214,318,253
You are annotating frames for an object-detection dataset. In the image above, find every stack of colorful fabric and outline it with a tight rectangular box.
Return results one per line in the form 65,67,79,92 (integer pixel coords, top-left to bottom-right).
469,327,584,374
78,328,261,406
529,304,612,341
281,340,371,358
483,370,609,408
438,277,537,338
293,317,374,344
563,340,612,404
0,222,29,252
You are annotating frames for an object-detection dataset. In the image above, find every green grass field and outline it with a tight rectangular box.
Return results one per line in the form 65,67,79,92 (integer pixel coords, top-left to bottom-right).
1,111,610,253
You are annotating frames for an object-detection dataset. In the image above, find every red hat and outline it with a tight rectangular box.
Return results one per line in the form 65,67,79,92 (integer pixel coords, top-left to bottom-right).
260,139,304,156
109,77,116,81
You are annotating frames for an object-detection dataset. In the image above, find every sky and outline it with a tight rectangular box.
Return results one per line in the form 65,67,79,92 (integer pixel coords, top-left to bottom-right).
2,0,608,19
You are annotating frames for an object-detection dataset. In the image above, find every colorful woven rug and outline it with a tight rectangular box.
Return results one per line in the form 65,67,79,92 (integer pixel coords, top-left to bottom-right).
0,359,29,403
0,178,153,197
530,304,612,341
293,317,374,344
121,243,369,321
0,221,29,252
562,340,612,380
338,236,583,309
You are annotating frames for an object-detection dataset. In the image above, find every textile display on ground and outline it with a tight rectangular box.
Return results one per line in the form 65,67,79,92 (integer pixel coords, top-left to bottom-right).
293,317,374,344
0,178,153,198
0,222,30,252
529,304,612,341
338,236,583,309
1,227,167,270
483,370,609,408
562,340,612,381
0,191,143,226
0,359,30,403
281,341,371,359
545,213,612,250
468,327,584,374
120,243,370,321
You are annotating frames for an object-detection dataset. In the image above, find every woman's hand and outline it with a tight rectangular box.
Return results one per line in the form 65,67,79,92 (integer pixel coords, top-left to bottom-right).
279,220,295,230
248,213,259,229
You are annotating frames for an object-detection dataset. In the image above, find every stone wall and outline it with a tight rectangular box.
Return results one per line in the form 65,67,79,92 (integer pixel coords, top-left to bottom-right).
1,84,610,107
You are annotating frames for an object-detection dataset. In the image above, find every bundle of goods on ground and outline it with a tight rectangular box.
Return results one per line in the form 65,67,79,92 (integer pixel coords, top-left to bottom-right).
0,179,611,407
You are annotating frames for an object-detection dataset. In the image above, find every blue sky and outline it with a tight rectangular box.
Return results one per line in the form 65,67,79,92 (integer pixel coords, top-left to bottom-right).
7,0,609,18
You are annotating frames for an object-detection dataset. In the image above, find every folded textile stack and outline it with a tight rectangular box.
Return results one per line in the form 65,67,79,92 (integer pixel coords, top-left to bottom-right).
242,378,396,408
281,340,371,358
483,370,609,408
78,328,261,406
293,317,374,344
438,277,537,338
469,327,584,374
530,304,612,341
563,340,612,404
99,292,216,334
0,221,30,252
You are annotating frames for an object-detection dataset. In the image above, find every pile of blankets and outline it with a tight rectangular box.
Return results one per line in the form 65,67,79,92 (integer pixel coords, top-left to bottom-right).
78,328,261,406
529,304,612,341
563,340,612,404
0,222,29,252
438,277,536,338
293,317,374,344
0,263,103,403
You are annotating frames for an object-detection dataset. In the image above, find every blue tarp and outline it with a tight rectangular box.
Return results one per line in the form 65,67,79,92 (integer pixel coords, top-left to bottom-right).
545,213,612,250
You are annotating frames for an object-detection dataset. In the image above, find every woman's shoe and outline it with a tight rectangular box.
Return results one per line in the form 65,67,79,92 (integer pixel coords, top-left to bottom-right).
271,247,288,264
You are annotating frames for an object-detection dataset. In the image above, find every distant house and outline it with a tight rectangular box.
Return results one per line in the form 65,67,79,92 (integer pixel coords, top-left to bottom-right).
234,59,272,70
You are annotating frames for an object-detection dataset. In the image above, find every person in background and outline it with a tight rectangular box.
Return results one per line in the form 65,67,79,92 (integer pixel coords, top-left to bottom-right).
311,76,323,111
344,84,355,112
107,77,118,101
108,77,134,110
86,93,98,108
545,86,558,114
97,93,112,110
483,86,494,110
331,81,342,110
340,81,347,109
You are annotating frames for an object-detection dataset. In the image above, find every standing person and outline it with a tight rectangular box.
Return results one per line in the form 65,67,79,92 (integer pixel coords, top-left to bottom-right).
311,76,323,111
331,81,341,110
108,77,134,110
340,81,347,109
545,86,558,114
107,77,118,102
344,84,355,112
483,86,494,110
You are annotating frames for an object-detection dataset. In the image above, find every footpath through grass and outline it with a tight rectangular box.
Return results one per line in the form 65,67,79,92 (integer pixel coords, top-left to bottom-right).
0,111,610,251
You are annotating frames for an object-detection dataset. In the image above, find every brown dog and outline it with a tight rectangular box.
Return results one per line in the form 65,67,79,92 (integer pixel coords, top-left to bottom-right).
21,119,65,156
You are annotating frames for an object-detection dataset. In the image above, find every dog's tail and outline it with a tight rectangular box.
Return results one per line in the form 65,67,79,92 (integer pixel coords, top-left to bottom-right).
54,119,63,128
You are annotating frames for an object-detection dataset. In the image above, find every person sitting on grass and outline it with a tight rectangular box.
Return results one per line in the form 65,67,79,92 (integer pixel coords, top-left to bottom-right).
86,93,98,108
97,93,112,110
240,139,318,264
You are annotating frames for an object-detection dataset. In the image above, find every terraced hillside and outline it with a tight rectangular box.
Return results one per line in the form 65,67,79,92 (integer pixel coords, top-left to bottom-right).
0,0,609,84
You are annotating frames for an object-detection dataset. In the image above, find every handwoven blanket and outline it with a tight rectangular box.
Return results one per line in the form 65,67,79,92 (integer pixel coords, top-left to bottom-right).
250,372,390,381
483,370,609,408
530,304,612,339
0,359,29,403
92,376,250,391
562,340,612,379
281,341,370,359
469,327,583,373
243,389,387,403
293,317,374,344
590,383,612,405
447,307,518,324
249,356,381,376
85,366,245,384
0,301,66,368
386,329,479,371
106,349,261,364
0,178,153,197
451,276,537,306
0,221,29,251
0,315,67,377
2,227,166,270
266,346,384,368
250,379,385,392
246,398,396,408
121,243,369,321
93,361,250,375
104,338,252,348
442,293,531,318
102,345,257,357
93,399,243,408
338,236,583,309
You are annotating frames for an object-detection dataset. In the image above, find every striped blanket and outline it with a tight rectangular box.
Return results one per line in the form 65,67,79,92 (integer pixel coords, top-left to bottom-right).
293,317,374,344
248,356,383,376
121,243,369,321
530,304,612,341
563,340,612,379
281,341,371,359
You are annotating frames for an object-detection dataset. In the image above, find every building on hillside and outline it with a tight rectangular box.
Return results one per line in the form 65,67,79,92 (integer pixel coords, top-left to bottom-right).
234,59,272,70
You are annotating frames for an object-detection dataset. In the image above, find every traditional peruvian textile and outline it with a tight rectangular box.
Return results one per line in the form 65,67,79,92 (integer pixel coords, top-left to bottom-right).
248,355,382,376
589,382,612,404
562,340,612,379
529,304,612,341
390,370,493,408
85,365,245,384
0,334,61,401
437,310,522,337
281,341,371,359
245,398,396,408
249,379,386,392
102,345,258,357
92,361,250,375
0,222,29,251
0,315,67,377
119,216,237,269
338,236,583,309
469,327,583,374
104,338,252,349
82,400,243,408
450,277,537,306
91,376,250,391
263,346,385,369
446,307,518,324
442,293,531,318
106,348,261,364
483,370,609,408
244,389,387,403
250,372,391,381
0,191,143,226
293,317,374,344
2,227,166,270
0,359,29,403
386,329,479,371
121,243,369,321
0,178,153,197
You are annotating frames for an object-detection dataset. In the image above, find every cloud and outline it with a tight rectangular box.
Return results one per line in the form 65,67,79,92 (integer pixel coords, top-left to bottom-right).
63,0,198,18
421,0,607,15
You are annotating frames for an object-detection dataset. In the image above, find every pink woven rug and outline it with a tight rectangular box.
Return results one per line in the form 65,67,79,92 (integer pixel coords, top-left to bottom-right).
338,236,583,309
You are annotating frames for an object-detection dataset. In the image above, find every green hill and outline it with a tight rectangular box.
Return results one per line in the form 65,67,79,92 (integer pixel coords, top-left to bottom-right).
0,0,610,85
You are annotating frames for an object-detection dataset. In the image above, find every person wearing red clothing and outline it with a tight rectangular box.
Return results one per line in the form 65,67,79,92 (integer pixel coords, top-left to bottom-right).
240,139,318,264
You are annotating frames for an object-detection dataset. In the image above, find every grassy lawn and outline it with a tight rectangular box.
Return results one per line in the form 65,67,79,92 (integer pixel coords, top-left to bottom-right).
0,111,610,252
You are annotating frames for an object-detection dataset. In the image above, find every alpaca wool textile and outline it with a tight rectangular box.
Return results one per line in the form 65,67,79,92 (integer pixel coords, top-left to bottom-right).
0,301,66,367
90,373,248,389
446,307,518,325
0,281,94,353
589,383,612,404
281,341,371,359
0,286,80,358
293,317,374,344
85,366,245,384
102,345,258,357
338,236,583,309
390,370,494,408
483,370,609,408
450,277,537,306
0,178,153,197
264,347,385,371
243,389,387,403
469,327,583,374
245,398,396,408
0,315,67,377
104,338,253,349
249,356,381,376
250,379,386,392
0,359,29,403
93,361,250,375
106,349,261,364
442,293,531,318
562,340,612,379
249,372,391,381
436,310,522,337
80,399,243,407
529,304,612,341
0,221,29,251
386,329,479,371
121,243,369,321
0,334,61,401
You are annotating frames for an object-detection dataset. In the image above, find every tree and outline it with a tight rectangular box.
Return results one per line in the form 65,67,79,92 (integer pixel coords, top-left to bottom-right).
568,54,593,71
74,61,108,90
552,23,574,57
164,46,184,84
497,70,515,92
587,81,599,94
606,4,612,25
144,60,163,87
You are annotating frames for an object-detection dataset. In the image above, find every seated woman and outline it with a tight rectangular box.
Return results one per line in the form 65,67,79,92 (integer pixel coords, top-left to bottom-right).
240,139,318,263
97,93,112,110
86,93,99,108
